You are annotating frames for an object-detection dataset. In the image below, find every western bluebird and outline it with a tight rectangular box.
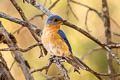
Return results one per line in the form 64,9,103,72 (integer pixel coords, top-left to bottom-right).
41,15,86,70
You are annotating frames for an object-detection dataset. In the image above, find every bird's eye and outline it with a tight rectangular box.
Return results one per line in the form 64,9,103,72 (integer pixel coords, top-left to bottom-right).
54,19,58,22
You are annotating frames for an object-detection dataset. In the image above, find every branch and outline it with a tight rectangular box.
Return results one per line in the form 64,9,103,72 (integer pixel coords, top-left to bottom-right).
31,56,70,80
85,9,91,32
63,21,120,65
81,47,102,60
31,56,53,74
81,43,120,60
29,0,60,21
0,12,40,34
9,60,16,71
63,21,104,46
66,0,79,20
102,0,111,43
0,42,42,52
112,32,120,37
110,17,120,29
70,0,120,34
70,0,103,20
10,0,46,57
0,22,34,80
0,52,15,80
54,57,70,80
102,0,116,80
0,11,47,57
109,43,120,48
25,0,53,16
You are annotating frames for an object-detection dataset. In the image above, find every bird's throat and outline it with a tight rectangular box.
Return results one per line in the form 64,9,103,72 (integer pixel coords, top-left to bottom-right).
44,25,60,32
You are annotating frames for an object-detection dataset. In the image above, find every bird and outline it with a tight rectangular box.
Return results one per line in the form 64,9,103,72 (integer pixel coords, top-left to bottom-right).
41,15,86,70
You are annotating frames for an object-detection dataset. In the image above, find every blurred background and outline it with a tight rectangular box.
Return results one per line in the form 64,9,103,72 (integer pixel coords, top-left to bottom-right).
0,0,120,80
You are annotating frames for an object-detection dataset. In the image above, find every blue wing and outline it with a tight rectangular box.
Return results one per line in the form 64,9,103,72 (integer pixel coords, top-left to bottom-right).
58,30,72,53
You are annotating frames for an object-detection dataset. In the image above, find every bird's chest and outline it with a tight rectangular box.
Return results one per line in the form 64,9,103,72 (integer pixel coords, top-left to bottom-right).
41,29,70,56
41,31,60,48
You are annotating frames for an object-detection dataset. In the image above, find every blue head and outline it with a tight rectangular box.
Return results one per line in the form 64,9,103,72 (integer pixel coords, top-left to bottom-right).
46,15,65,25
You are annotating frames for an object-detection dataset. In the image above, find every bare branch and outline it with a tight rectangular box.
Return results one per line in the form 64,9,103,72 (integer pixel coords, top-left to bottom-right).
31,57,53,74
31,56,70,80
102,0,111,43
25,0,53,16
110,17,120,29
63,21,120,65
70,0,103,20
0,42,42,52
64,21,104,46
10,0,28,34
0,22,34,80
67,0,79,20
10,0,27,21
10,0,46,57
9,60,16,71
29,0,60,21
102,0,116,79
112,32,120,37
12,26,24,34
0,12,40,34
81,47,102,60
0,52,15,80
85,9,91,32
81,43,120,60
54,57,70,80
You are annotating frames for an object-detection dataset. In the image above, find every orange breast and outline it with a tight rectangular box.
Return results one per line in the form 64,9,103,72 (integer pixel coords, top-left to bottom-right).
41,26,70,57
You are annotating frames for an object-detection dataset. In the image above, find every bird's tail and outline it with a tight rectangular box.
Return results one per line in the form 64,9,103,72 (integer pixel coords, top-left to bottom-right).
66,55,87,70
65,55,102,79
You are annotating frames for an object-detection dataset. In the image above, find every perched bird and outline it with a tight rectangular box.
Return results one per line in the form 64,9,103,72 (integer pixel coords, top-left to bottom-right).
41,15,86,70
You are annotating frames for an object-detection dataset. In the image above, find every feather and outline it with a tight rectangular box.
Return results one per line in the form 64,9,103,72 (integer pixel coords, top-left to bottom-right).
58,30,72,53
65,55,87,72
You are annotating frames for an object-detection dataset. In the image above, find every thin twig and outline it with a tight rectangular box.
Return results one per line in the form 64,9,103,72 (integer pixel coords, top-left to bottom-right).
112,32,120,37
81,47,102,60
70,0,103,20
71,0,120,32
10,0,28,34
12,26,24,34
0,42,42,52
68,1,79,20
85,9,91,32
29,0,60,21
31,56,53,74
110,17,120,29
9,60,16,71
81,43,120,60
